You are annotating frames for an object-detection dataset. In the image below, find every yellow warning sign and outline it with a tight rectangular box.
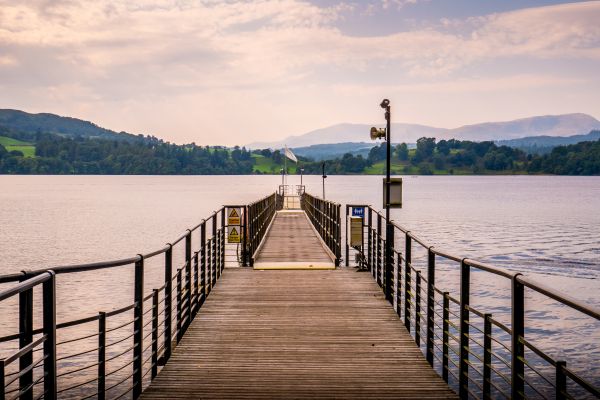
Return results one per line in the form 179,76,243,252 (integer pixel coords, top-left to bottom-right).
228,226,241,243
228,208,241,226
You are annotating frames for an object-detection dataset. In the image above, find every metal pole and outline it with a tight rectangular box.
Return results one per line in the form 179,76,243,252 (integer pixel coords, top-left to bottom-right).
384,101,393,302
322,163,326,200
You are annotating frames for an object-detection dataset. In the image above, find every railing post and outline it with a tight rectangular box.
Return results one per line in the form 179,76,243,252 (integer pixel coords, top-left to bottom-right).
459,259,470,399
133,256,144,400
396,252,402,318
512,273,525,400
404,234,412,330
192,251,199,317
0,360,5,400
163,244,172,363
336,204,341,267
207,239,212,292
443,292,449,383
242,205,248,266
185,230,192,331
98,311,106,400
345,205,349,267
376,214,382,287
556,361,567,400
483,313,492,400
200,222,207,305
385,223,394,303
212,214,217,286
151,289,159,379
176,268,182,343
221,208,226,273
415,271,422,347
42,271,57,400
368,208,373,275
426,247,436,366
19,271,33,400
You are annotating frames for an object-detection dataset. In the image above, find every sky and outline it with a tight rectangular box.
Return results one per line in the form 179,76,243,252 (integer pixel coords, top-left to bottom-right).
0,0,599,146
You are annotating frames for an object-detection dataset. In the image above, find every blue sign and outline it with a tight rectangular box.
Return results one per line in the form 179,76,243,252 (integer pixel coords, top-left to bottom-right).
352,207,365,218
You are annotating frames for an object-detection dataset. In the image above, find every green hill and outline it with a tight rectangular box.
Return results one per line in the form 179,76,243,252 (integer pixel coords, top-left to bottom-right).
0,109,142,142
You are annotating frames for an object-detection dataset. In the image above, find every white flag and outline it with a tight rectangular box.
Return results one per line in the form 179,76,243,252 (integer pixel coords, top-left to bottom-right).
284,145,298,163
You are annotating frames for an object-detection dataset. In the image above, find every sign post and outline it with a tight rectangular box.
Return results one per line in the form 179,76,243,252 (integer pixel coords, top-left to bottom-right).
227,207,242,244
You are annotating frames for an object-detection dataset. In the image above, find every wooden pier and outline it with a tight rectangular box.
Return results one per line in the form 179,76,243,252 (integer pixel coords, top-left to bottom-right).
141,267,457,399
4,190,595,399
142,204,456,399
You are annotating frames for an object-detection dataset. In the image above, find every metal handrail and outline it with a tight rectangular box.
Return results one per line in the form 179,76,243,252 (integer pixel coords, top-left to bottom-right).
0,194,270,400
346,203,600,400
300,192,341,265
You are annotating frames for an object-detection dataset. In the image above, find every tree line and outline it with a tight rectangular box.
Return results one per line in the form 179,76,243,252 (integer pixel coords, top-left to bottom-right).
0,132,254,174
1,126,599,175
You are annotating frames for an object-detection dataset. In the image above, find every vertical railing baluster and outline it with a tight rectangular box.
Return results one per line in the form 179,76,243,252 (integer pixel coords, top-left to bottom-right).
163,244,172,363
192,252,199,318
185,231,192,331
98,312,106,400
396,252,402,318
200,222,206,305
42,272,57,400
483,313,492,400
443,292,449,383
19,272,33,400
404,234,412,330
415,271,422,347
212,214,217,286
336,204,341,267
207,239,212,292
221,208,226,273
512,273,525,400
459,259,470,399
151,289,159,380
0,359,6,400
242,205,248,266
345,205,350,267
176,269,182,343
556,361,567,400
385,222,394,303
215,223,221,281
368,208,373,274
133,257,144,399
427,248,436,366
376,214,382,287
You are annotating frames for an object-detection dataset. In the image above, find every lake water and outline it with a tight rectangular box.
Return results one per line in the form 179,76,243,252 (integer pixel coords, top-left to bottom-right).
0,175,599,397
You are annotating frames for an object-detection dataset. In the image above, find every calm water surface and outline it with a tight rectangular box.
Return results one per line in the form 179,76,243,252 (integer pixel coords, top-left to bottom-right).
0,175,599,395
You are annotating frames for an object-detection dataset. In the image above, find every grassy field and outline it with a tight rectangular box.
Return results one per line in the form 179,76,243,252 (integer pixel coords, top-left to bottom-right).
251,154,297,174
0,136,36,157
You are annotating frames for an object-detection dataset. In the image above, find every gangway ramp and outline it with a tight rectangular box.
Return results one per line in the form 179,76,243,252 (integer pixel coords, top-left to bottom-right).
252,210,336,270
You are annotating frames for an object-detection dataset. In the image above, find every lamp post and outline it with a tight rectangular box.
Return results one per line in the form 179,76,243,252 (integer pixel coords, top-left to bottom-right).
321,162,327,200
280,168,284,188
370,99,393,302
300,168,304,186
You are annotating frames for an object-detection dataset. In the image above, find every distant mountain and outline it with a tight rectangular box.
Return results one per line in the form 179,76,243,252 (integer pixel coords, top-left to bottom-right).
0,109,141,142
248,114,600,149
498,130,600,154
249,123,446,149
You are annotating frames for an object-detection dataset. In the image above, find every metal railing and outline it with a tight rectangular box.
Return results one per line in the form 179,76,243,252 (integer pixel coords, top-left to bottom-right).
247,192,282,267
345,204,600,400
0,196,265,400
301,193,341,266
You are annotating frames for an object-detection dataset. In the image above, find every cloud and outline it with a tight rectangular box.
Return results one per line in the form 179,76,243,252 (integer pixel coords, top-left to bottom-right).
0,1,598,144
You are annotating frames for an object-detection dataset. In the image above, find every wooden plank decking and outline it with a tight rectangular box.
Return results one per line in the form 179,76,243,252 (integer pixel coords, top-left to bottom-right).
253,211,335,269
141,268,457,399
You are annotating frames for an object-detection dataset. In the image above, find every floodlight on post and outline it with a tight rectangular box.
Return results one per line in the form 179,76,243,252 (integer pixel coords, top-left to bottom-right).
370,98,394,302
